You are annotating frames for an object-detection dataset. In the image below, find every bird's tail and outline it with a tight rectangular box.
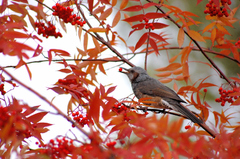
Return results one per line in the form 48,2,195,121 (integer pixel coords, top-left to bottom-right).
176,103,217,138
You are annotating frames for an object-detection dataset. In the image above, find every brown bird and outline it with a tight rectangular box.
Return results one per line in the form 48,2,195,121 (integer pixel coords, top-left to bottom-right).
120,66,217,137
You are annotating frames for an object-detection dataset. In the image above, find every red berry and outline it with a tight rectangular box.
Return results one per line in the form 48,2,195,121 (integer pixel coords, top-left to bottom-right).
119,68,122,72
185,125,191,129
203,89,207,93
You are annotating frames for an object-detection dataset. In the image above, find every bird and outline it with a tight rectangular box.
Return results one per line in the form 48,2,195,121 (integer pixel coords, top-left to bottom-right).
119,66,203,124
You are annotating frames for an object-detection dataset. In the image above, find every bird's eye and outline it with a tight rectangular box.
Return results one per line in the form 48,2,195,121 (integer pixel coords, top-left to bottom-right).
130,70,134,73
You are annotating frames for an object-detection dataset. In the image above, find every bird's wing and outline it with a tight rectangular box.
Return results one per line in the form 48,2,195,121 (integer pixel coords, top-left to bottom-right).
137,78,186,103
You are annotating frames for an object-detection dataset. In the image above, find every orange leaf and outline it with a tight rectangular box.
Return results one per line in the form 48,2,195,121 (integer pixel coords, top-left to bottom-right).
99,7,112,20
202,22,215,33
188,30,206,42
83,32,88,51
49,49,70,57
211,28,216,44
112,11,121,27
156,72,172,77
92,37,100,52
88,28,107,32
159,78,173,83
172,68,182,75
120,0,128,9
112,0,117,6
178,27,184,47
155,63,182,72
169,54,179,63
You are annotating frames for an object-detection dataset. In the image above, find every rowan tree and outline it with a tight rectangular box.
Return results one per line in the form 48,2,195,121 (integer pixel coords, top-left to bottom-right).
0,0,240,158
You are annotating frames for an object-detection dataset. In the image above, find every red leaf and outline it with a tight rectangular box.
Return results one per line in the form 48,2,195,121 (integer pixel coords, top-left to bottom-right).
123,5,142,11
23,106,40,116
149,32,166,42
143,2,160,9
106,86,116,95
35,122,52,128
27,112,48,124
135,32,148,50
123,14,144,22
1,0,8,13
49,87,66,94
47,50,52,65
58,68,72,73
3,31,29,39
149,38,159,55
32,44,43,57
152,22,168,29
88,0,93,12
131,23,145,30
100,84,105,97
145,13,165,19
197,0,203,5
49,49,70,57
89,88,101,123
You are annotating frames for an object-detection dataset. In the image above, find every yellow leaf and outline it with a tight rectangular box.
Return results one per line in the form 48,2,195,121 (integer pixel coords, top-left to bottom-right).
188,30,206,42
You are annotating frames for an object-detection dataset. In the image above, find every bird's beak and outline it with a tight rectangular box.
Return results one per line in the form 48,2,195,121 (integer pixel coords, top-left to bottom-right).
119,67,129,74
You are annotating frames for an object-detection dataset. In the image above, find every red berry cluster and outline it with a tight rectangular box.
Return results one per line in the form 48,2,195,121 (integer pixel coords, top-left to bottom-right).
235,39,240,47
35,21,62,38
140,17,155,30
215,87,239,106
0,84,6,95
106,141,116,149
57,78,89,101
71,111,93,127
112,103,130,121
204,0,231,17
37,137,75,159
0,106,33,138
52,3,86,26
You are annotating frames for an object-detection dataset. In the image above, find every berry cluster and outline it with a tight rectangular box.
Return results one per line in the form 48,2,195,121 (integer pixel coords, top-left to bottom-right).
215,87,239,106
204,0,231,17
52,3,86,26
37,137,75,159
112,103,130,121
106,141,116,149
35,21,62,38
235,39,240,47
0,84,6,95
57,78,89,102
0,106,33,139
71,111,93,127
140,17,155,30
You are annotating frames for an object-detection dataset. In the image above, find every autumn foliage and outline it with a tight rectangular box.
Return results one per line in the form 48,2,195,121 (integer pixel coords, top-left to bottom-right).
0,0,240,158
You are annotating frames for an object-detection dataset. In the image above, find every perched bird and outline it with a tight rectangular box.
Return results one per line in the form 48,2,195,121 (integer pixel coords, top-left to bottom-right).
120,66,203,124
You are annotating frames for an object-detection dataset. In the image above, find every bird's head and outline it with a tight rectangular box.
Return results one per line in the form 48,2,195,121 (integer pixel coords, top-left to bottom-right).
119,66,148,82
